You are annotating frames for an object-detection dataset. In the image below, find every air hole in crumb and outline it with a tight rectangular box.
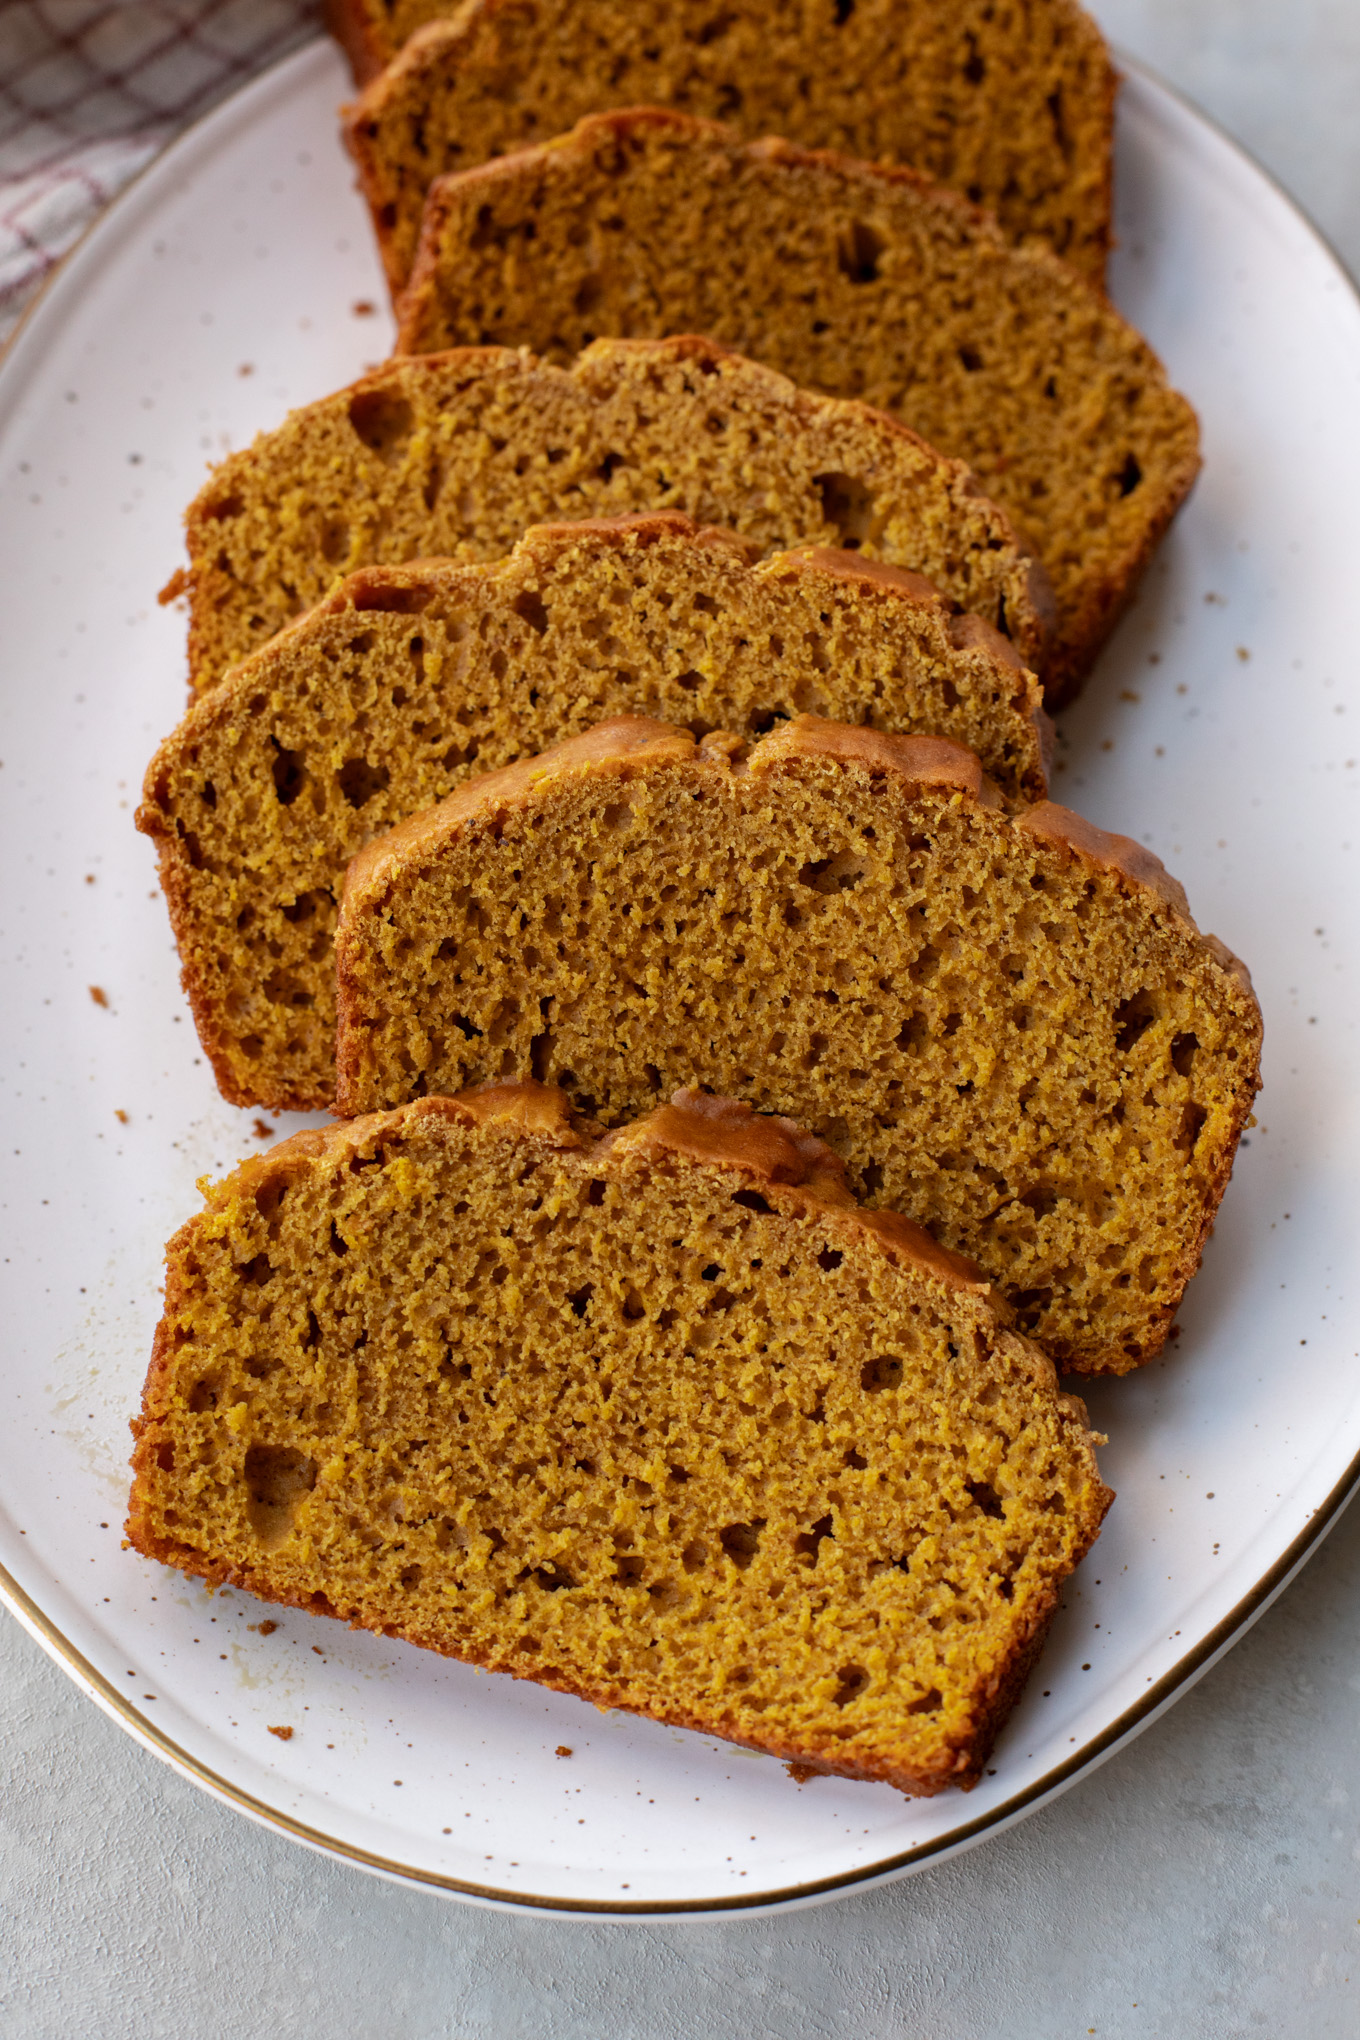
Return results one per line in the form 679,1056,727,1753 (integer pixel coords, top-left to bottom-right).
270,741,305,806
348,388,414,464
836,219,885,284
966,1481,1005,1519
526,1562,574,1592
719,1521,763,1570
1012,1286,1053,1332
1178,1101,1207,1152
832,1663,869,1707
337,757,390,808
814,471,881,551
1114,990,1157,1055
860,1354,903,1392
793,1514,834,1562
1117,452,1143,496
513,590,549,634
244,1445,316,1548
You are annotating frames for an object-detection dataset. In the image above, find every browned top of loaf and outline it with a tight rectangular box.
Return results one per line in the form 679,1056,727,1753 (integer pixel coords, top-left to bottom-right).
341,713,1173,917
334,713,1261,1373
231,1079,990,1296
171,335,1051,697
394,109,1201,704
341,0,1113,289
611,1089,992,1294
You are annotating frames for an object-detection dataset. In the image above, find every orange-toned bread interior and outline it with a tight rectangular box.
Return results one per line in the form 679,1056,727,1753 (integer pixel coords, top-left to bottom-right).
128,1085,1110,1795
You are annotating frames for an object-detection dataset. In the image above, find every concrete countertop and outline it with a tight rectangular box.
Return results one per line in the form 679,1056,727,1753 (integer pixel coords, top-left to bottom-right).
3,4,1358,2034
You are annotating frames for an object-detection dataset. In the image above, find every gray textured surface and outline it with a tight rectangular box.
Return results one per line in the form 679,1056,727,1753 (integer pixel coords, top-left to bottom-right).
2,1505,1357,2037
4,4,1360,2034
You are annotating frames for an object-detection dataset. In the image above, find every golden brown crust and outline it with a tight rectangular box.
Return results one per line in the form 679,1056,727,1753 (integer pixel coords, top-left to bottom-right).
751,715,1005,810
1201,931,1256,998
1038,463,1202,711
338,711,1235,960
117,1518,1072,1794
773,547,949,609
339,716,691,913
618,1089,997,1297
605,1088,854,1205
1014,801,1193,921
324,0,385,83
341,0,1114,294
135,808,266,1111
338,713,1014,931
176,335,1051,694
392,109,1196,701
517,510,760,566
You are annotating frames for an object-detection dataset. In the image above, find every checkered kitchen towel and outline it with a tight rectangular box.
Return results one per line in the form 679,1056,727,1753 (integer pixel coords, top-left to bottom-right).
0,0,321,344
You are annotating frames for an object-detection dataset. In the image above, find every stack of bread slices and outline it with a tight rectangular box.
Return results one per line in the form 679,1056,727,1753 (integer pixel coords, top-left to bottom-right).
126,0,1262,1801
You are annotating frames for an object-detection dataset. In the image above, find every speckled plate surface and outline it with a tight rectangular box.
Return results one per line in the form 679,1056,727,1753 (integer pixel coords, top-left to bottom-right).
1,42,1359,1920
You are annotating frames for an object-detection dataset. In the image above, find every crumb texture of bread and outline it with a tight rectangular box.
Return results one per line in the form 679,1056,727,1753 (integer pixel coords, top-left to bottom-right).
342,0,1114,290
393,113,1200,701
139,514,1048,1114
334,719,1262,1374
174,338,1049,696
126,1086,1111,1795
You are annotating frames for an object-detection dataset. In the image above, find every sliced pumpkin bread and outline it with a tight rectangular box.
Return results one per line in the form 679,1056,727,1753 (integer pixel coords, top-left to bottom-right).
140,512,1049,1115
165,336,1050,696
127,1081,1111,1795
393,110,1201,702
342,0,1114,292
334,717,1262,1374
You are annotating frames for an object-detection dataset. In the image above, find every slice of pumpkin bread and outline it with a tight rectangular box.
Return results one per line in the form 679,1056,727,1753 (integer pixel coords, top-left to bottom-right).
139,512,1049,1115
393,110,1201,703
167,336,1050,696
126,1082,1111,1796
334,718,1262,1375
342,0,1114,292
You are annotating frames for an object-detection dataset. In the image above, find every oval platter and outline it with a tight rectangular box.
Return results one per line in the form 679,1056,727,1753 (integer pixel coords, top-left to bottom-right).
1,41,1358,1918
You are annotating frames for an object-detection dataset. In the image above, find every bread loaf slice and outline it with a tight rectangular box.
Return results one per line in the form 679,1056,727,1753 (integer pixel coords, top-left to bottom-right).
140,513,1049,1115
342,0,1114,292
165,336,1050,697
393,110,1201,703
126,1082,1111,1796
334,717,1262,1374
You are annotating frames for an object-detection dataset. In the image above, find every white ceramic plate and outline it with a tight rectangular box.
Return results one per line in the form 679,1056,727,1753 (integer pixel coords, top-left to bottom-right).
1,41,1358,1921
